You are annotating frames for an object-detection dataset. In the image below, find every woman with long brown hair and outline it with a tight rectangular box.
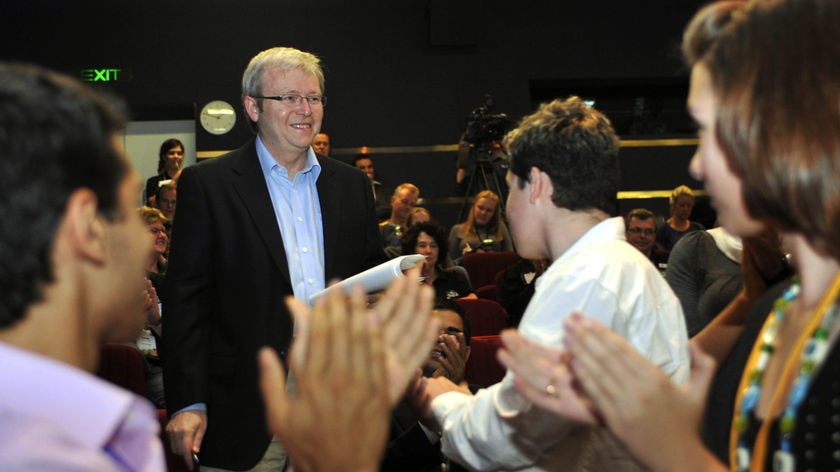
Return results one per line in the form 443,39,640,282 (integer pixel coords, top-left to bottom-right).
499,1,840,470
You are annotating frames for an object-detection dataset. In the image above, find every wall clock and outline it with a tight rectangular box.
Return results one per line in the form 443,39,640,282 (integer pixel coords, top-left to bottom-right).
199,100,236,135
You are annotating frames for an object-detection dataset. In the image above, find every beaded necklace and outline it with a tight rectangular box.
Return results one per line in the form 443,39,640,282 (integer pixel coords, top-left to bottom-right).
732,275,840,472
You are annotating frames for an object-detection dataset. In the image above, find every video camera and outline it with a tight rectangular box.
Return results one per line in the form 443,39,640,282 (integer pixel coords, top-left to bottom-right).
463,95,515,147
456,94,512,210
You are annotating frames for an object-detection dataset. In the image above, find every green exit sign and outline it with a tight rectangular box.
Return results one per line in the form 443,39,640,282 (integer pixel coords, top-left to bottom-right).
81,68,131,82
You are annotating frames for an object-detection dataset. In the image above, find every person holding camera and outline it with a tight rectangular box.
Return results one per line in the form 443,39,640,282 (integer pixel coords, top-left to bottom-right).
449,190,513,264
455,96,513,200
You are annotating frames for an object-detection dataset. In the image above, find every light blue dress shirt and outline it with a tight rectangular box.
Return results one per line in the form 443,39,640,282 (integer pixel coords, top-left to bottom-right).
256,136,326,302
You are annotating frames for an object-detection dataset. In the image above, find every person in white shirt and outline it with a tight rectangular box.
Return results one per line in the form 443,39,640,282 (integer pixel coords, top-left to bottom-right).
412,96,690,471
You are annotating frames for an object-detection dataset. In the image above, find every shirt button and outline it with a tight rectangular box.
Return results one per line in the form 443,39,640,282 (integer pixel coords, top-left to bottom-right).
302,247,309,253
297,217,303,222
307,278,314,284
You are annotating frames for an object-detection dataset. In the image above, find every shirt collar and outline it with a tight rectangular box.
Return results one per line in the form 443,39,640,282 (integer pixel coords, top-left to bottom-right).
0,341,145,450
551,216,625,268
256,136,321,180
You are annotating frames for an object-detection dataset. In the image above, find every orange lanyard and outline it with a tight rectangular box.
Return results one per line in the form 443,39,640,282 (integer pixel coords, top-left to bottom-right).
729,272,840,471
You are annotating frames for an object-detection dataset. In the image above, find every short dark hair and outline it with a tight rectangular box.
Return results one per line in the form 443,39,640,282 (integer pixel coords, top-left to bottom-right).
626,208,657,226
434,298,471,346
401,221,449,268
353,153,373,166
504,96,620,216
0,63,127,328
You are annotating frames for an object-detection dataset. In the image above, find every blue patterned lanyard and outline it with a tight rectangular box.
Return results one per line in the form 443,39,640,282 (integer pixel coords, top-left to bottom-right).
734,277,840,472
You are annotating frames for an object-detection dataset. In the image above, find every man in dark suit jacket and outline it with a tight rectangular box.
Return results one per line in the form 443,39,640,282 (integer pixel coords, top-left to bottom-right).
163,46,386,471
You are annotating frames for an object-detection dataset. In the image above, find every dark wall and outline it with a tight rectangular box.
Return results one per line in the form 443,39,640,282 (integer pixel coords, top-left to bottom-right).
1,0,703,148
1,1,707,228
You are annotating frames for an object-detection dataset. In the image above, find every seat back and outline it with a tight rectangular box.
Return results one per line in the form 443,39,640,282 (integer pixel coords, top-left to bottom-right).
461,251,521,289
455,298,509,336
96,343,146,396
97,344,196,471
464,335,506,388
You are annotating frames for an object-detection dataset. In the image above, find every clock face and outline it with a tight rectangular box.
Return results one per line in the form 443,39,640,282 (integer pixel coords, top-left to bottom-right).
200,100,236,135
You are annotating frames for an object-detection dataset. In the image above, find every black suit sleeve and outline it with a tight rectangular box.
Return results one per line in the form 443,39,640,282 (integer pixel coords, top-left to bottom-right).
161,166,213,414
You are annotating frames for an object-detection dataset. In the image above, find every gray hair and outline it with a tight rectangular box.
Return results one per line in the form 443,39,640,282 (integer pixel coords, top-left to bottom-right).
241,47,325,101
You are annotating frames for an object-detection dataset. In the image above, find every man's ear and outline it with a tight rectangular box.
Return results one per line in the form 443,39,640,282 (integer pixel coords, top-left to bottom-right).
528,166,551,204
464,346,471,363
243,96,260,123
64,188,107,266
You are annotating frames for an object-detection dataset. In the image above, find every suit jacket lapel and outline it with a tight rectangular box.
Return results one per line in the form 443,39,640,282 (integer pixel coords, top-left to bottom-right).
230,141,292,285
317,156,339,279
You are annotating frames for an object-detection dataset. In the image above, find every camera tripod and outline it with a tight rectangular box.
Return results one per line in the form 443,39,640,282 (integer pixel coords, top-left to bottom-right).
457,146,508,222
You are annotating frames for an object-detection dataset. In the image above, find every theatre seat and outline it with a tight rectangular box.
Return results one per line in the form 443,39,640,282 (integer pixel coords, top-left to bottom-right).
455,298,509,336
464,335,506,388
96,344,193,471
461,251,521,290
96,343,146,396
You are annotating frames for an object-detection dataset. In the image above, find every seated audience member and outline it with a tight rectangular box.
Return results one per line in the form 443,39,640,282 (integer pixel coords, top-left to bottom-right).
665,226,743,337
354,153,391,220
625,207,668,273
138,206,169,275
136,207,170,409
382,298,473,472
0,62,165,470
407,206,431,227
402,221,476,301
153,181,176,220
655,184,705,254
152,184,175,258
311,131,330,156
145,138,184,206
498,258,549,328
412,96,688,471
137,275,165,410
384,207,434,259
380,183,419,249
260,269,438,472
449,189,513,264
424,298,472,385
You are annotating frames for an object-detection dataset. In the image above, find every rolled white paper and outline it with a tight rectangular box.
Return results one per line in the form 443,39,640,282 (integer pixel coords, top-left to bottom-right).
307,254,425,306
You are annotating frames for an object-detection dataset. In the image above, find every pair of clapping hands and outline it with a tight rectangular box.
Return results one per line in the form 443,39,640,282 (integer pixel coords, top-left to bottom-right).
259,268,438,472
495,231,788,472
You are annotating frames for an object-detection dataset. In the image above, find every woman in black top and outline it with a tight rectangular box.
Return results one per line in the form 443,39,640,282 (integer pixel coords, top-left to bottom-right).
144,138,184,205
402,221,476,302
